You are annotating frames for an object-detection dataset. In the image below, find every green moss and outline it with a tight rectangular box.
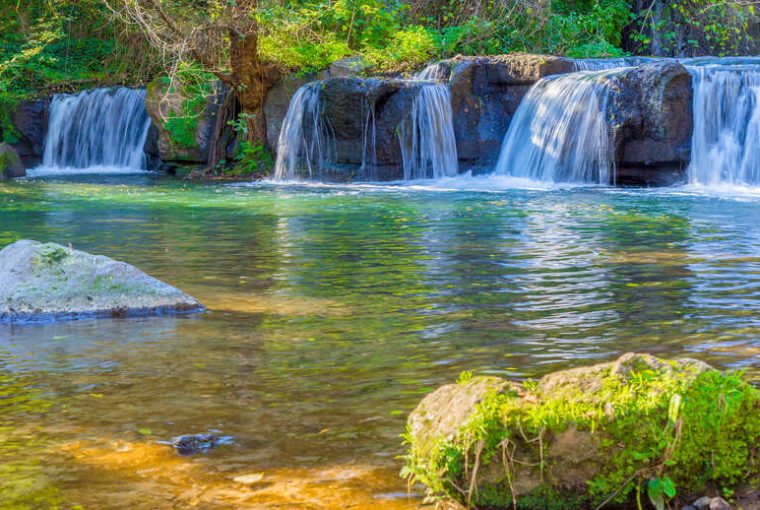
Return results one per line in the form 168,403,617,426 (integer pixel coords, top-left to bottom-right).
403,358,760,509
152,69,215,150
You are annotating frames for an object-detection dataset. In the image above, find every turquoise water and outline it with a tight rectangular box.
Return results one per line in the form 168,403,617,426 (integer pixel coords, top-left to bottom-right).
1,174,759,508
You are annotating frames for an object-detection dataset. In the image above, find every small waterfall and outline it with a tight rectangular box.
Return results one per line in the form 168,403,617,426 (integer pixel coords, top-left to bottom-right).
685,60,760,186
493,70,620,184
42,87,151,170
397,65,459,180
273,83,335,180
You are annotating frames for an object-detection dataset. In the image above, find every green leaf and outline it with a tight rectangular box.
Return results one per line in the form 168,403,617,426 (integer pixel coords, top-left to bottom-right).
137,427,152,436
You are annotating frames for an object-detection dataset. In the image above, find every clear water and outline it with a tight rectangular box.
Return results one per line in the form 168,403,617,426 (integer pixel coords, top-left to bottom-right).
1,174,759,508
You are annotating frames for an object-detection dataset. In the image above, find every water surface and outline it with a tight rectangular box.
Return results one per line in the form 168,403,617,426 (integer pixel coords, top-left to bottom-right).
1,175,759,508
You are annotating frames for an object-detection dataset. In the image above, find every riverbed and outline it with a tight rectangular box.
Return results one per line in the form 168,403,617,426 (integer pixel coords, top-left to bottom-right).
1,173,759,508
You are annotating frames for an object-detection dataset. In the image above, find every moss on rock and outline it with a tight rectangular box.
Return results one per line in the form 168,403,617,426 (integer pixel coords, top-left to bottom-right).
403,353,760,509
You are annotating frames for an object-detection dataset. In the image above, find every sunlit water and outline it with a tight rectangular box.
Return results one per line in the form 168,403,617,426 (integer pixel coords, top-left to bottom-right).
1,174,760,508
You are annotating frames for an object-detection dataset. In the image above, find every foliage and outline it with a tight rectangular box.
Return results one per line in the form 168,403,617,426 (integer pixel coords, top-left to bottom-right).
627,0,758,57
152,65,216,150
402,361,760,509
222,113,274,177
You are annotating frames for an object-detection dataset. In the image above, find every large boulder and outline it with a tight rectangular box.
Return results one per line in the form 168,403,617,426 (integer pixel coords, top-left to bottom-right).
610,61,694,185
0,142,26,179
0,240,203,323
405,353,760,509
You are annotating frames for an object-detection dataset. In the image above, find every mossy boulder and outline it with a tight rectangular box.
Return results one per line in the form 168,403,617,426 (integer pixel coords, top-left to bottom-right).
0,240,204,323
403,353,760,509
0,142,26,180
144,76,224,166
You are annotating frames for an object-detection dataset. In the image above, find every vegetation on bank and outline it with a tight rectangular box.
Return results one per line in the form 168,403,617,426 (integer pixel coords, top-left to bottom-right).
1,0,758,176
402,354,760,509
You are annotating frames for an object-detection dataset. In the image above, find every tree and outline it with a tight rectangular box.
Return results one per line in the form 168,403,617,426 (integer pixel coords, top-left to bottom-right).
108,0,279,158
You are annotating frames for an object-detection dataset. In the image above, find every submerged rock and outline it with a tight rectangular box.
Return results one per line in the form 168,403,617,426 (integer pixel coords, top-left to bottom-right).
404,352,760,509
0,142,25,179
0,240,203,323
159,433,234,455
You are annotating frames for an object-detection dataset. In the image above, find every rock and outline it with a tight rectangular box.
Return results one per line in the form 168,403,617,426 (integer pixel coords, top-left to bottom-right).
329,56,371,78
709,497,731,510
0,142,26,179
0,240,203,323
264,71,327,154
683,506,698,510
610,61,694,185
408,376,514,459
7,99,48,168
144,77,225,168
404,353,760,509
161,433,234,455
694,497,713,510
442,54,577,171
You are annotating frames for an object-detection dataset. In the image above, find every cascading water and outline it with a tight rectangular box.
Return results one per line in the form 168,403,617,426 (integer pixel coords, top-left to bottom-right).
273,83,335,180
397,65,459,180
41,87,151,171
493,69,621,184
684,59,760,186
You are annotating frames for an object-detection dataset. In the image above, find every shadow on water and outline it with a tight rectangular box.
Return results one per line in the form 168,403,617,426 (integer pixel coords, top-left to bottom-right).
0,175,759,507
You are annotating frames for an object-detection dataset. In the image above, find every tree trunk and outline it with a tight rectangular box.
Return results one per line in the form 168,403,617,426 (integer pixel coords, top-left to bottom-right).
228,2,269,147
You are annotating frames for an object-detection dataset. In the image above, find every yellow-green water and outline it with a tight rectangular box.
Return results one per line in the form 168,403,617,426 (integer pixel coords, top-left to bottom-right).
1,175,759,508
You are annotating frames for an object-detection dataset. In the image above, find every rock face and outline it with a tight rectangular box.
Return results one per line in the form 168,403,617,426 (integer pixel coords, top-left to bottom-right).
6,99,48,168
144,78,225,169
0,142,26,179
443,54,577,171
405,353,760,509
610,61,694,185
0,240,203,323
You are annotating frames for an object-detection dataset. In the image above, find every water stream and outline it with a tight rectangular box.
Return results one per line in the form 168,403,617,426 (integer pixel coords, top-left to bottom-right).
38,88,151,174
493,69,622,184
685,58,760,187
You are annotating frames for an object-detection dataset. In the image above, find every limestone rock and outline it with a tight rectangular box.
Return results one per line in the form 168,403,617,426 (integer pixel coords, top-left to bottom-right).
329,56,371,78
0,240,203,323
144,77,224,166
0,142,26,179
405,353,759,509
408,376,514,459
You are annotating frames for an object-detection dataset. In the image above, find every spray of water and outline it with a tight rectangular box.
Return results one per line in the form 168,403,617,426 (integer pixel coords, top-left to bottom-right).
273,83,335,180
494,70,621,184
42,88,151,171
685,60,760,186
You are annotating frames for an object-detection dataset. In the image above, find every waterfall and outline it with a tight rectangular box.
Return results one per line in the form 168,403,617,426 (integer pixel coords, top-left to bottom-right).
397,65,459,180
273,83,335,180
493,70,620,184
685,60,760,186
42,87,151,170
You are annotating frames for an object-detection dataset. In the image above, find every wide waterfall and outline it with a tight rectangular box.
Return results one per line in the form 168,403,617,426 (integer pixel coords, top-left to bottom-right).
42,87,151,171
493,70,620,184
273,83,335,180
398,76,459,180
273,63,458,181
685,59,760,186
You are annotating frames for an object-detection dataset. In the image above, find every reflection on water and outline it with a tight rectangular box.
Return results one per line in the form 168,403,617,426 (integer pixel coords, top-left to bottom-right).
1,175,759,507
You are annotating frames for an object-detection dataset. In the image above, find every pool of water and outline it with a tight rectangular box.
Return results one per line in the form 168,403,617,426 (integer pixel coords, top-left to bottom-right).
1,174,759,508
